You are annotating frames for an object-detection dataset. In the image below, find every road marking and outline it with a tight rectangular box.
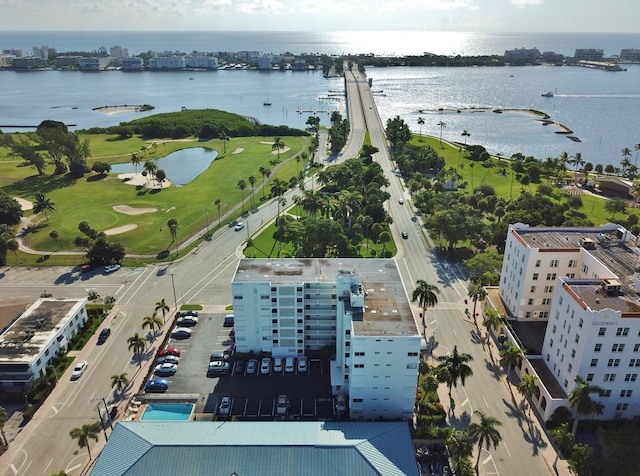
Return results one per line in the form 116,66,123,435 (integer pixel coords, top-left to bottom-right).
483,454,492,464
50,405,59,414
503,442,511,458
461,398,469,407
42,458,53,474
452,328,457,337
483,396,489,408
65,463,82,473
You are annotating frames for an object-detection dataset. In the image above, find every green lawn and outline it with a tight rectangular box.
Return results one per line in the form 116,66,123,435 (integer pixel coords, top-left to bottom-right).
4,134,306,257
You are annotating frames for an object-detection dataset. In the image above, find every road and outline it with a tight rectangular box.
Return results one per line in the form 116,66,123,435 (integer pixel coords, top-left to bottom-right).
0,65,563,476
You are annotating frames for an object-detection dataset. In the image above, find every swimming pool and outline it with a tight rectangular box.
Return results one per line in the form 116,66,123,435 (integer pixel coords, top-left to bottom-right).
141,403,194,421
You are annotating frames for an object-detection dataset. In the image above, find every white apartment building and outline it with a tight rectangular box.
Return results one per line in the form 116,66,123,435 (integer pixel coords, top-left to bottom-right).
148,56,186,70
0,298,88,394
109,46,129,58
78,57,110,70
121,57,144,71
185,55,218,69
232,258,421,420
498,223,640,421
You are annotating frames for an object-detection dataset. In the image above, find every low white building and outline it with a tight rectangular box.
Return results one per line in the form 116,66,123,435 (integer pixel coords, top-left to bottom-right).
0,298,88,394
232,259,420,420
78,57,110,70
498,223,640,421
185,55,218,69
148,56,186,70
121,57,144,71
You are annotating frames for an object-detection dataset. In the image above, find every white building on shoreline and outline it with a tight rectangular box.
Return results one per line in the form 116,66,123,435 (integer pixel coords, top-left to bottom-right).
231,258,421,420
498,223,640,421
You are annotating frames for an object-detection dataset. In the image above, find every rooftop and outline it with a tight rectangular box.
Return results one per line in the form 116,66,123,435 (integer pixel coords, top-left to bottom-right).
0,299,86,362
91,421,419,476
234,259,418,337
563,280,640,316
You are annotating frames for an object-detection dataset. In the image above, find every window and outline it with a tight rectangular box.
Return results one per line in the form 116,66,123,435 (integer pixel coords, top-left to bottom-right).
354,364,364,368
535,260,541,268
542,298,551,305
532,273,539,281
616,327,630,336
620,390,633,398
354,352,365,357
630,359,640,367
594,344,602,352
525,312,532,318
579,318,583,328
600,389,612,397
568,259,577,267
635,344,640,352
550,259,559,268
559,296,563,305
566,273,576,278
612,343,625,352
598,327,606,336
590,359,598,367
530,286,537,293
563,379,568,387
550,339,554,348
616,403,629,411
352,398,363,403
406,363,417,369
546,273,557,281
527,299,534,305
540,312,549,319
607,359,620,367
575,335,580,344
568,363,573,372
407,352,418,357
624,373,637,382
603,373,616,382
552,325,557,334
544,286,554,293
586,373,594,382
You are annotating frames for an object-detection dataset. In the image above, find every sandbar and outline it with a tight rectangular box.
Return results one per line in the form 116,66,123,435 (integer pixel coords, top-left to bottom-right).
104,224,138,235
113,204,158,215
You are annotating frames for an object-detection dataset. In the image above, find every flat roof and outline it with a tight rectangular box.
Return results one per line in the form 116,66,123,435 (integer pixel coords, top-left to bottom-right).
0,299,86,362
234,259,418,337
563,280,640,315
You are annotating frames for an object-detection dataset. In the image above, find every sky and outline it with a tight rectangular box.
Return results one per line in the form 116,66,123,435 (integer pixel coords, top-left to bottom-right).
1,0,639,32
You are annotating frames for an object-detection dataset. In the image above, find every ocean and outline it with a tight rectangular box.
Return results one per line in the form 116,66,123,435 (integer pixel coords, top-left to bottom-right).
1,31,640,166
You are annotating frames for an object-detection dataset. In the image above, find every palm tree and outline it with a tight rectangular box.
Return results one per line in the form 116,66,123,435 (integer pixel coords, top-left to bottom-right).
568,375,604,436
130,153,141,174
143,160,158,184
214,198,222,226
550,423,575,469
127,333,147,367
69,423,101,460
482,308,504,337
110,372,129,397
142,312,163,341
437,345,474,399
272,136,285,160
167,218,179,253
462,129,471,146
446,430,474,463
437,120,447,146
237,179,247,211
6,238,22,262
517,373,540,417
155,298,170,322
634,143,640,165
499,342,525,396
259,166,271,198
417,116,425,141
411,279,440,338
0,405,8,448
248,175,257,209
219,131,230,154
33,192,55,221
468,410,503,473
467,282,488,326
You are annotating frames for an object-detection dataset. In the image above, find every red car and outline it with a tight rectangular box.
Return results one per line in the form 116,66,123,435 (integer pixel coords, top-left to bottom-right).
159,347,181,357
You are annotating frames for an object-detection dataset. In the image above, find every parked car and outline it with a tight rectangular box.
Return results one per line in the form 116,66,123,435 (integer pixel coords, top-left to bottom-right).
81,264,97,274
97,328,111,344
210,351,230,362
234,222,245,231
285,357,295,373
276,395,290,416
171,327,192,339
335,394,347,413
159,347,181,357
218,396,231,415
223,315,234,327
273,357,283,372
398,198,404,205
156,355,180,365
260,357,271,374
234,360,245,374
104,264,121,273
297,356,308,373
71,360,87,380
223,347,235,359
145,379,169,393
207,360,230,376
246,359,258,374
180,310,199,318
176,316,198,327
154,363,177,376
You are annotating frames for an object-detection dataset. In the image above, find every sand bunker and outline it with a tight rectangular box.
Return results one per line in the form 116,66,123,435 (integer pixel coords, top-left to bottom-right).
113,205,158,215
260,141,291,155
15,197,33,211
117,173,172,189
104,224,138,235
232,148,244,154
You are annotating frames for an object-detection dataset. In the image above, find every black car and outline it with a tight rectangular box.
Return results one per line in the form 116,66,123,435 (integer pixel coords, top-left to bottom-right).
223,315,234,327
180,310,199,318
234,360,245,374
97,328,111,344
176,316,198,327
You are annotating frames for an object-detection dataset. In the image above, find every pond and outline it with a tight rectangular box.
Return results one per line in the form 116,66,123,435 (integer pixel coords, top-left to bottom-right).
111,147,218,186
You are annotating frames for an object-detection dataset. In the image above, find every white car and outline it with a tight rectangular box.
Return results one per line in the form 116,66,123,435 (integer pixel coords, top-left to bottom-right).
297,356,308,373
171,327,192,339
276,395,289,415
104,264,121,273
285,357,295,373
71,360,87,380
260,357,271,374
219,396,231,415
234,222,245,231
273,357,283,372
154,363,177,376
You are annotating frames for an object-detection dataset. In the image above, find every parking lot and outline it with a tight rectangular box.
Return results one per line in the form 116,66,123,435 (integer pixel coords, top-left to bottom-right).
149,311,337,420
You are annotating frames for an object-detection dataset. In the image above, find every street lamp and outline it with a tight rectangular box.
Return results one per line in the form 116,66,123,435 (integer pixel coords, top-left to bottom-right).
204,208,210,236
91,396,113,430
95,404,108,441
169,273,178,310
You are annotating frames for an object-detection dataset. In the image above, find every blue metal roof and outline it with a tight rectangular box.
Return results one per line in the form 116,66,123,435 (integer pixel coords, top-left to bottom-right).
91,421,418,476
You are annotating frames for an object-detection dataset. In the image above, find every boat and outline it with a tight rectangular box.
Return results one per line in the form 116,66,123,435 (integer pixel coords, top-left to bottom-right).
263,93,272,106
541,91,554,97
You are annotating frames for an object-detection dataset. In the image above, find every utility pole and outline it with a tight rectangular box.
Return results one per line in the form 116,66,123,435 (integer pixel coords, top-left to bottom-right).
91,396,113,430
169,273,178,310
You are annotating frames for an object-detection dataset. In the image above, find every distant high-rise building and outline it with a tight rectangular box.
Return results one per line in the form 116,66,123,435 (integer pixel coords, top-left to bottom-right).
574,48,604,60
110,46,129,58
